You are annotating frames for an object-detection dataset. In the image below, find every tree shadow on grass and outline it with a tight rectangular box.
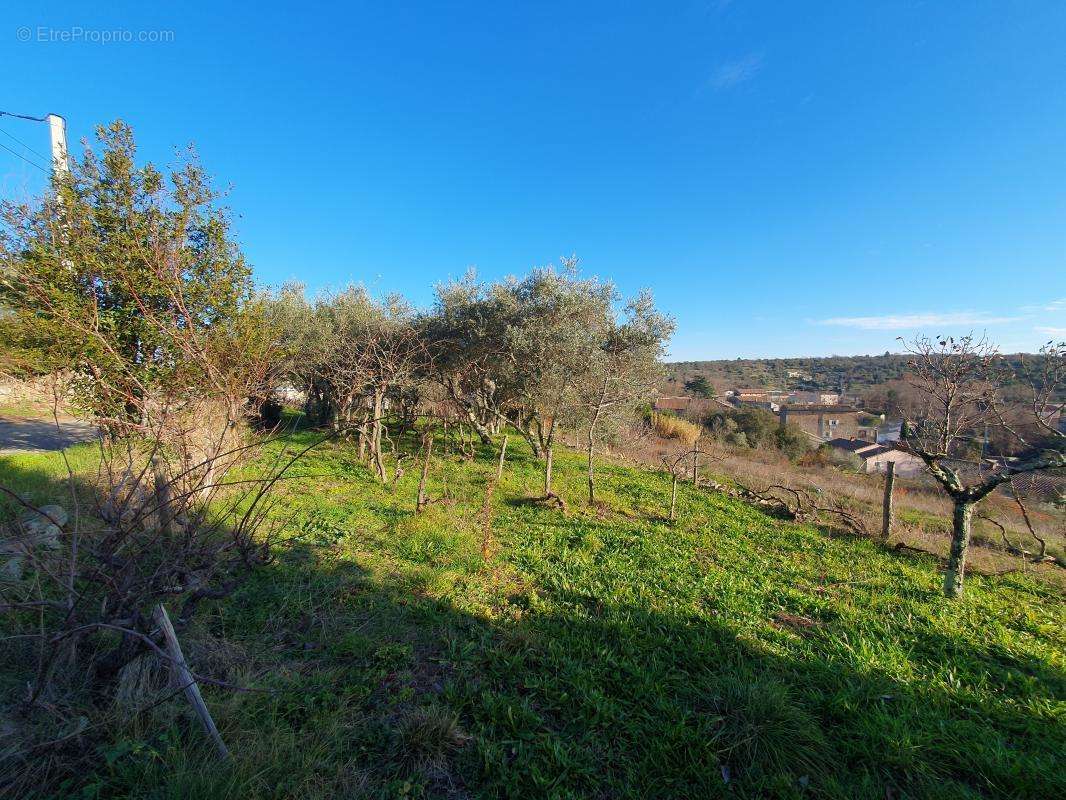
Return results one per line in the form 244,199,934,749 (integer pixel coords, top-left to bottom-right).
101,544,1060,800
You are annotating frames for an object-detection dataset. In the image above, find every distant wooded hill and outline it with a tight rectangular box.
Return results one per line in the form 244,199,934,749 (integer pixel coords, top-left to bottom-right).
665,353,1042,394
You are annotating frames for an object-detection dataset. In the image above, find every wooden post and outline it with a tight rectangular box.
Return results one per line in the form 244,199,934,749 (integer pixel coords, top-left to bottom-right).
543,446,554,496
670,473,678,522
416,433,433,512
153,604,231,761
881,460,895,540
495,435,508,482
691,445,700,487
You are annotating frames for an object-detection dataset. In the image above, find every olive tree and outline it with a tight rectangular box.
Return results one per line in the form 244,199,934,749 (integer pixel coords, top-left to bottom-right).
492,261,615,496
298,288,423,479
581,290,674,504
422,274,514,444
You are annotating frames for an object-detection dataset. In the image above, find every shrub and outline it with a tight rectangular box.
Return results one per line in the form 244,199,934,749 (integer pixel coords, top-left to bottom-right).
706,409,809,460
827,448,863,472
799,445,833,469
258,394,284,428
773,426,811,462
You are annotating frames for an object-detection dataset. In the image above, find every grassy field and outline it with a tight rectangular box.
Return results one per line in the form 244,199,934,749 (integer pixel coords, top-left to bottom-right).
1,430,1064,799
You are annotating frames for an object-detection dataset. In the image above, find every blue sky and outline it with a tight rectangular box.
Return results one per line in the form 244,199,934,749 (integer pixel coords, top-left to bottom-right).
2,1,1064,359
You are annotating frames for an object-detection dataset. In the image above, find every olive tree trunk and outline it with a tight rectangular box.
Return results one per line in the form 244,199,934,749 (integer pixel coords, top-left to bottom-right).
586,406,603,505
944,499,975,599
371,388,386,481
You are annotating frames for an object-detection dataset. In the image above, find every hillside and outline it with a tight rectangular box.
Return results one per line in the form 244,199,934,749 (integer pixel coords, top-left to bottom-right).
1,432,1064,799
666,353,1047,395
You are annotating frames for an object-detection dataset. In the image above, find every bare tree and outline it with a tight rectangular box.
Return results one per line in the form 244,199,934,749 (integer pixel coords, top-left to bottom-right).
899,335,1065,598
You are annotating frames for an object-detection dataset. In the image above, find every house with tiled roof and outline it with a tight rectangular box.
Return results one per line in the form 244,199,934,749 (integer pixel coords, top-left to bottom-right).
827,438,925,476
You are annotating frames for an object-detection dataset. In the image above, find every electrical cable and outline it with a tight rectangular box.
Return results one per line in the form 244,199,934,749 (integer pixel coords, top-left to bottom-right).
0,140,49,173
0,110,49,122
0,126,49,161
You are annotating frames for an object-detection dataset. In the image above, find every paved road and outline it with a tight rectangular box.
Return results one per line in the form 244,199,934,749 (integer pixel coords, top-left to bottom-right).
0,416,99,454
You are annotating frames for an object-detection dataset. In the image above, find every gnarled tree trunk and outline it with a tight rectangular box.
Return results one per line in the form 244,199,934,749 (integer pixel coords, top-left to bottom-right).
371,388,386,481
944,499,975,599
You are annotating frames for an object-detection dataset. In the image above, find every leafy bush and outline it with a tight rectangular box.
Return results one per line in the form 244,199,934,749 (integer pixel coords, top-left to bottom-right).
772,426,811,462
798,445,833,468
706,408,810,461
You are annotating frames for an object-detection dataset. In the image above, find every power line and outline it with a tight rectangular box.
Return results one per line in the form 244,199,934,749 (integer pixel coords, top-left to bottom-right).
0,140,49,173
0,126,49,161
0,110,52,173
0,110,48,122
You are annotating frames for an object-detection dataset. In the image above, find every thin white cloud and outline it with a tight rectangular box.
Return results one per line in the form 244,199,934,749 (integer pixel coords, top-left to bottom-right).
1020,297,1066,313
814,311,1021,331
1035,326,1066,337
710,53,763,91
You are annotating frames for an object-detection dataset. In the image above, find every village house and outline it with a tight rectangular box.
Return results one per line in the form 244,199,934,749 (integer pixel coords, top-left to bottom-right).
826,438,926,476
730,388,770,403
778,405,867,441
788,390,840,406
653,396,722,419
876,421,903,444
728,388,785,412
653,396,691,413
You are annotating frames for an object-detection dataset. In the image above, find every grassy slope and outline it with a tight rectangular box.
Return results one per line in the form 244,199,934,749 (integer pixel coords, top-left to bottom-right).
2,433,1064,799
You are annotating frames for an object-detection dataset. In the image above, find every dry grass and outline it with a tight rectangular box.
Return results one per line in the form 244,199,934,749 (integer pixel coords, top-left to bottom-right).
649,412,701,446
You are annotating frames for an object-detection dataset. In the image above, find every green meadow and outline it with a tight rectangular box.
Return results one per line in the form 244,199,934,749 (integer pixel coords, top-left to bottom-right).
1,431,1063,799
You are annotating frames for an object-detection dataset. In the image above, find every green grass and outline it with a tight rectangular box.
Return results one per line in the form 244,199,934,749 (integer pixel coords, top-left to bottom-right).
1,432,1064,799
0,441,99,516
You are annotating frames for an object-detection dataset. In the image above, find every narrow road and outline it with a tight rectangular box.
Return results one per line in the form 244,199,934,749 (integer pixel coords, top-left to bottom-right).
0,416,99,454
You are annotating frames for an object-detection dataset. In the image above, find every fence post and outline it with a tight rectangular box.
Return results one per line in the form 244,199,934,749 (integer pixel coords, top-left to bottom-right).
495,434,508,482
416,433,433,512
881,460,896,540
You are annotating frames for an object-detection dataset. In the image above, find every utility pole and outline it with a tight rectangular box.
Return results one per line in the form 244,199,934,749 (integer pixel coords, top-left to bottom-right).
45,113,74,272
46,113,69,177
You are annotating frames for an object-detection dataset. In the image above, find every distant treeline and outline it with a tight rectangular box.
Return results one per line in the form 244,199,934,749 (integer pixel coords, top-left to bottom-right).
666,353,1046,394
